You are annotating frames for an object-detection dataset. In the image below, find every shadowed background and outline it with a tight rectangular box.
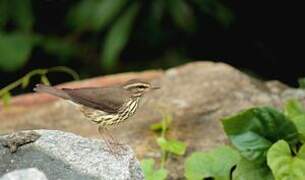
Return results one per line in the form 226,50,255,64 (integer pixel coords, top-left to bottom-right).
0,0,303,94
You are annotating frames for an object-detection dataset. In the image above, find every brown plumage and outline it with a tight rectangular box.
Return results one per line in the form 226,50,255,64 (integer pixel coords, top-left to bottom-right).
33,79,159,127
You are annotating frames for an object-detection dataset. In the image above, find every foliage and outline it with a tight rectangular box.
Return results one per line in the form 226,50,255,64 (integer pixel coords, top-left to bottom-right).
222,107,298,161
141,100,305,179
185,146,240,180
284,99,305,142
267,140,305,180
0,66,79,106
233,157,273,180
181,100,305,180
157,137,186,156
140,159,168,180
0,0,234,72
141,112,186,180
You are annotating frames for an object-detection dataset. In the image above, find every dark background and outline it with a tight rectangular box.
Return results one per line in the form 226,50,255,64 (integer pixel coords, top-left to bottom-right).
0,0,304,96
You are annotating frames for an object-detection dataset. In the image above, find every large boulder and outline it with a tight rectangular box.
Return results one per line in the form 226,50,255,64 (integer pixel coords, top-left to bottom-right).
0,130,143,180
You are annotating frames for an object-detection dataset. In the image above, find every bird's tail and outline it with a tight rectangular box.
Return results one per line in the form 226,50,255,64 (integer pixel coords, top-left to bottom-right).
33,84,70,99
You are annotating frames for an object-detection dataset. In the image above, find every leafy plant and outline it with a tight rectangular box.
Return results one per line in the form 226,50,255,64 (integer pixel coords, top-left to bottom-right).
0,0,234,72
183,100,305,180
141,112,187,180
222,107,298,162
284,99,305,142
0,66,79,106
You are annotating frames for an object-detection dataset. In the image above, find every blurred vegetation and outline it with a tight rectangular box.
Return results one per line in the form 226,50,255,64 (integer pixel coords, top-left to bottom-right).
0,66,79,105
0,0,234,76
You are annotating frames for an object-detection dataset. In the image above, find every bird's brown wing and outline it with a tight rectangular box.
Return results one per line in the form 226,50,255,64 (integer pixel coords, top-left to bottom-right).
62,87,129,113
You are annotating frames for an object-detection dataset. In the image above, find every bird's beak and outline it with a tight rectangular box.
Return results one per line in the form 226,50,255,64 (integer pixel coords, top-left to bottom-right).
150,86,160,90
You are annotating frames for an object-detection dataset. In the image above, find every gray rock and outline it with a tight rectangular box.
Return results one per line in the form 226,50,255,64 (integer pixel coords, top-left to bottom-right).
0,168,48,180
0,130,144,180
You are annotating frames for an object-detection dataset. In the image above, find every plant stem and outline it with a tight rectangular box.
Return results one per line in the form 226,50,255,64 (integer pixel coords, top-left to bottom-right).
0,67,79,97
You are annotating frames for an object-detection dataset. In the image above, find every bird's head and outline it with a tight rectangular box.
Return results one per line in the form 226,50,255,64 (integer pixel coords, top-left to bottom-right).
123,79,160,97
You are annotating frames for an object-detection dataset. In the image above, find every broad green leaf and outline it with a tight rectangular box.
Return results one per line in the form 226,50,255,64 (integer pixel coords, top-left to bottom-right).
230,132,272,161
141,159,168,180
10,0,34,31
194,0,234,28
0,32,36,71
168,0,196,32
1,92,11,106
184,145,240,180
157,137,186,155
233,158,274,180
144,0,165,44
101,2,139,70
0,0,9,28
41,75,51,86
267,140,305,180
21,75,30,88
284,99,305,141
285,99,305,117
298,78,305,89
67,0,97,30
91,0,127,31
222,107,298,161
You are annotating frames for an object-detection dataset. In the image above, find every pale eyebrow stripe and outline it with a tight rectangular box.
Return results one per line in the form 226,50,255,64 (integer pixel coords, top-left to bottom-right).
124,83,149,89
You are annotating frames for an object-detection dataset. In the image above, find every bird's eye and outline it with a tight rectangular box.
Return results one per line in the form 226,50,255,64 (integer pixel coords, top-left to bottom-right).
138,85,146,89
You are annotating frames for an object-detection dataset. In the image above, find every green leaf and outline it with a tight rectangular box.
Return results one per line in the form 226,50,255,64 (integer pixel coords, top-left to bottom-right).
230,131,272,161
101,2,139,70
0,0,9,28
1,91,11,106
284,99,305,141
298,78,305,89
157,137,186,156
41,75,51,86
184,145,240,180
10,0,34,31
298,144,305,159
168,0,196,32
67,0,97,30
0,32,36,71
233,158,274,180
267,140,305,180
141,159,168,180
91,0,127,31
150,114,172,132
285,99,305,117
194,0,234,28
21,75,30,89
222,107,298,161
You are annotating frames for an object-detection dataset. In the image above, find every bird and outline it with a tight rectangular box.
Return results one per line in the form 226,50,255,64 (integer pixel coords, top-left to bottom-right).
33,79,159,154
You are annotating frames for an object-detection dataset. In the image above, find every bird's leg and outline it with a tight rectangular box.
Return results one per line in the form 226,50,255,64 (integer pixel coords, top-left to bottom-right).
98,125,128,156
107,125,126,146
98,126,118,156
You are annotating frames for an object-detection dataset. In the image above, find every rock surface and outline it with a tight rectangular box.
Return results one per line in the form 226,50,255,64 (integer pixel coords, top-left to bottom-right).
0,130,143,180
1,61,305,179
1,168,48,180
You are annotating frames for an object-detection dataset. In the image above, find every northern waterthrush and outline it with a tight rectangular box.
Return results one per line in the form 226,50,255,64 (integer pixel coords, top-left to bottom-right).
33,79,159,153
